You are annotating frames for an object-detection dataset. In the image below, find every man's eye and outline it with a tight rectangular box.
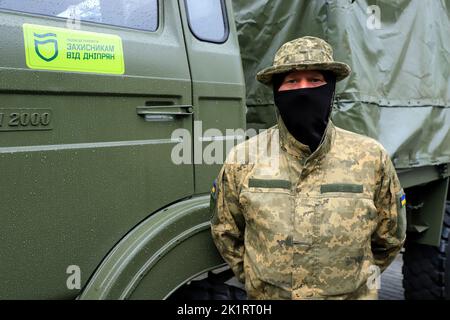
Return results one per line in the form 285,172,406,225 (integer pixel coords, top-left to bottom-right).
311,78,323,82
287,79,297,84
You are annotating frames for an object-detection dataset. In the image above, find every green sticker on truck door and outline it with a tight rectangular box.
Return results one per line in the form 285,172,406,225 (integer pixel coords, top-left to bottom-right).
23,24,124,74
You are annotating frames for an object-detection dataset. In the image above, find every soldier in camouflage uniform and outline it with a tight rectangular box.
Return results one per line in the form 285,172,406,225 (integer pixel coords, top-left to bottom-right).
210,36,406,300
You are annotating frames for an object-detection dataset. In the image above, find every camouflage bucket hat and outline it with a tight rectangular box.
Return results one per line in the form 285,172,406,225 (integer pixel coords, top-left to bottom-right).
256,36,351,85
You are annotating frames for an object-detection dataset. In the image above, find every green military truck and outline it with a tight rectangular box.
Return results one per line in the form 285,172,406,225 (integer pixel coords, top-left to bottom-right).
0,0,448,299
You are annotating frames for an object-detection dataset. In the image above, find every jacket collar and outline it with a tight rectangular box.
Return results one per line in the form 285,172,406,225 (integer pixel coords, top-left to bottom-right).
275,108,335,163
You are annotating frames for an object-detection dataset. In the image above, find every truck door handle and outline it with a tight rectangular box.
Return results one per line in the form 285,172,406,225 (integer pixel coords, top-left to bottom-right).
136,105,193,122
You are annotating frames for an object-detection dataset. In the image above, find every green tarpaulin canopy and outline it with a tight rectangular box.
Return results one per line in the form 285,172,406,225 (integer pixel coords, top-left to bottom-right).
233,0,450,169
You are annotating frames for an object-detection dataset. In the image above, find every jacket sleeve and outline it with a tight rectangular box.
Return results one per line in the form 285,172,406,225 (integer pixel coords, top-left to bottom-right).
210,163,246,283
372,148,407,272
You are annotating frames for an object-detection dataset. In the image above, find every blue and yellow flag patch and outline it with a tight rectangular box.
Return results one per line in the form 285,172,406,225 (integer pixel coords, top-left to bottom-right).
400,194,406,207
210,178,219,224
210,179,218,200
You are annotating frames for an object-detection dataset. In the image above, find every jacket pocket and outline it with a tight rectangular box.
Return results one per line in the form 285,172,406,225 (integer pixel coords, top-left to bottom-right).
239,187,292,234
313,195,377,296
317,195,377,244
240,186,294,290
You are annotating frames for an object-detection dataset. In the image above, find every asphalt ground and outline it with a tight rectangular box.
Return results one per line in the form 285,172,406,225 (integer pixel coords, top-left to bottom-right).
379,253,404,300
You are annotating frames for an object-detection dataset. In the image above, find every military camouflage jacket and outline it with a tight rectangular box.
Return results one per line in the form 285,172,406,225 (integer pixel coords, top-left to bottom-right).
210,115,406,300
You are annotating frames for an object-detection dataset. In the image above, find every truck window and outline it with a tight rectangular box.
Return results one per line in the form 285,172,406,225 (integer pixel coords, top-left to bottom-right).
0,0,158,32
185,0,228,43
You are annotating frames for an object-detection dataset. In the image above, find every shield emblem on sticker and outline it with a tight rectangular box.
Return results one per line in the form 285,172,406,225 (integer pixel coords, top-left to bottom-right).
33,33,59,62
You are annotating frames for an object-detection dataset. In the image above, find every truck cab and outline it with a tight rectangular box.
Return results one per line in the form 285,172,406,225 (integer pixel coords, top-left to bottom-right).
0,0,245,299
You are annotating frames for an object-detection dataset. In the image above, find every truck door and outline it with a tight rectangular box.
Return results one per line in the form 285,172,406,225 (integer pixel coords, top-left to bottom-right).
178,0,246,194
0,0,193,299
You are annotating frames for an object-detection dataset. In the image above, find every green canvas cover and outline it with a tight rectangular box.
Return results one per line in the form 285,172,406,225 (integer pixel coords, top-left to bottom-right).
232,0,450,169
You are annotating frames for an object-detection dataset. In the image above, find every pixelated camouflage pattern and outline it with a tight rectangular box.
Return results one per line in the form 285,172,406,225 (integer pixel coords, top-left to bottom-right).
210,113,406,300
256,36,352,85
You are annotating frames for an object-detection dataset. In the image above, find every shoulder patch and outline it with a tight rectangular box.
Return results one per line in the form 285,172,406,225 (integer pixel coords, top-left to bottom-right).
396,189,407,239
210,178,220,225
211,178,218,200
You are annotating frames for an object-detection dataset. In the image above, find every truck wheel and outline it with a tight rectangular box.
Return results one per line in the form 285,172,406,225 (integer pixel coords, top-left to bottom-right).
168,269,247,300
402,201,450,299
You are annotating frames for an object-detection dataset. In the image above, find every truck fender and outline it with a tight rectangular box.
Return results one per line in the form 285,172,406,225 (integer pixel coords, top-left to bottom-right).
78,195,225,299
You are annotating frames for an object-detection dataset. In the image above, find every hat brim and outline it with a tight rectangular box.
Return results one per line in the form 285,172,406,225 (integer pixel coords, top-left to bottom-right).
256,62,351,85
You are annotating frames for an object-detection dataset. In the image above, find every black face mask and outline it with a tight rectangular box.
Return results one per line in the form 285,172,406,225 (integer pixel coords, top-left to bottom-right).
273,73,336,152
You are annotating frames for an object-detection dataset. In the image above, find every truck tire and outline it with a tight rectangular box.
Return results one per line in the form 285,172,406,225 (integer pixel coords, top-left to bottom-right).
402,201,450,299
168,269,247,300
